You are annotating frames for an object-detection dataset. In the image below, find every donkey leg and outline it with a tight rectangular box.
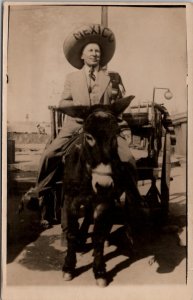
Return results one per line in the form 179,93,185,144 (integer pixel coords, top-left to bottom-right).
62,201,80,280
78,203,93,249
92,204,112,287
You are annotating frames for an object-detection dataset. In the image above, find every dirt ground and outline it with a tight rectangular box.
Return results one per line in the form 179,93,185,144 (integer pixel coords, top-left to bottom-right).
3,147,188,299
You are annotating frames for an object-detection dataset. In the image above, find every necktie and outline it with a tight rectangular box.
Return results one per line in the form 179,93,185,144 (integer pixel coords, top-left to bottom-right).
89,67,96,81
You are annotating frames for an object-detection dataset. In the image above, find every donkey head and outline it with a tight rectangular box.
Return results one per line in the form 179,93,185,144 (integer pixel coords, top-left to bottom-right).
59,96,135,194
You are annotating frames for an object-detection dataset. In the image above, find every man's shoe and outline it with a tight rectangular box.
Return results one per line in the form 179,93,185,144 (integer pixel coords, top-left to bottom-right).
20,187,40,211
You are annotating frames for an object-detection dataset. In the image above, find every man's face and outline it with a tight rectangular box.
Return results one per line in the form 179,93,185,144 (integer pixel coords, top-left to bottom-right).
81,43,101,67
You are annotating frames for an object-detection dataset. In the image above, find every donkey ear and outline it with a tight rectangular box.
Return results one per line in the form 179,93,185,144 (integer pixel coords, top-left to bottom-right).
111,96,135,115
57,105,91,120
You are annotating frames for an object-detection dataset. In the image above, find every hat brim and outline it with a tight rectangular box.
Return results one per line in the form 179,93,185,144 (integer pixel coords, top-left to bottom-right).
63,24,116,69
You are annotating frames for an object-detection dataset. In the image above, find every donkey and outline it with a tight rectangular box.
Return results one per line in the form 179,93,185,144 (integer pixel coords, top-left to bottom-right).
60,96,143,287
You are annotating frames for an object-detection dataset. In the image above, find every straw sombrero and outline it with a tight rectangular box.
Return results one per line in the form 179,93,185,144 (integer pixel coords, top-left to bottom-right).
63,24,116,69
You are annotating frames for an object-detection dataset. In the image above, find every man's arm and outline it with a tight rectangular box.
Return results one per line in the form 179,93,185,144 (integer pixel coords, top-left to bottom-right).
58,74,73,108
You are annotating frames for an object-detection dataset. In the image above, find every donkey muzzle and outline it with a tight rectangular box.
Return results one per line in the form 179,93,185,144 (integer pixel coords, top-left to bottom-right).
91,163,114,193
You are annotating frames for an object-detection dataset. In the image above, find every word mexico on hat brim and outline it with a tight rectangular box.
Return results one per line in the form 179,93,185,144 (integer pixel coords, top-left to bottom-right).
63,24,116,69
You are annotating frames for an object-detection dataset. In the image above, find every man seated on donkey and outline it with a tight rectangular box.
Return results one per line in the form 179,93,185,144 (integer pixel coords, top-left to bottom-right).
23,23,142,228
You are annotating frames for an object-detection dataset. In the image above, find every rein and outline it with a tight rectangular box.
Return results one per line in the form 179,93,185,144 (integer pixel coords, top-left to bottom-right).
92,170,113,176
86,163,113,177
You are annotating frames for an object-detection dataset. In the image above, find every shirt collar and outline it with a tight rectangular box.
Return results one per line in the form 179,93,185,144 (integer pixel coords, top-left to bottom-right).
83,64,100,76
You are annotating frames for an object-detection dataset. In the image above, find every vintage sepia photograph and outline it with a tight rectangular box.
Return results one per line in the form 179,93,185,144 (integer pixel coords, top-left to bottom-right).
2,2,193,299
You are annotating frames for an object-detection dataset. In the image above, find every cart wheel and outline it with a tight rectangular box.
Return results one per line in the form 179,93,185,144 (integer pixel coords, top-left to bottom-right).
160,132,171,221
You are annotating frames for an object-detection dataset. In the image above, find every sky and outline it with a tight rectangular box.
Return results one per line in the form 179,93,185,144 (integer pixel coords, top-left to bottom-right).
6,5,187,122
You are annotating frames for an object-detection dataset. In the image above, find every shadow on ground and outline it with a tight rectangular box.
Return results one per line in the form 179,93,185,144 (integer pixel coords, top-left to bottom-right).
17,234,65,271
105,214,186,284
7,189,43,264
7,207,186,284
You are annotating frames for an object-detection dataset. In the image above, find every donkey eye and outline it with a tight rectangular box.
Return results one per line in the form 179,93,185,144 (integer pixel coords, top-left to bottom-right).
85,133,96,147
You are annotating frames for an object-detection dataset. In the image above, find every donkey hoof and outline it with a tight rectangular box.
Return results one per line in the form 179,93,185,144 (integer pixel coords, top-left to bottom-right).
104,240,110,247
40,219,50,229
63,272,73,281
96,277,107,287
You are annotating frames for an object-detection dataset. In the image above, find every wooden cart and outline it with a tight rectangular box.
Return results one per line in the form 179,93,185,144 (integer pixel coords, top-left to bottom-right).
48,100,175,222
123,102,175,219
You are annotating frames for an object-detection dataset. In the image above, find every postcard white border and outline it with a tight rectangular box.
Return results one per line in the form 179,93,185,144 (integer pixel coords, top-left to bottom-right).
2,2,193,300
